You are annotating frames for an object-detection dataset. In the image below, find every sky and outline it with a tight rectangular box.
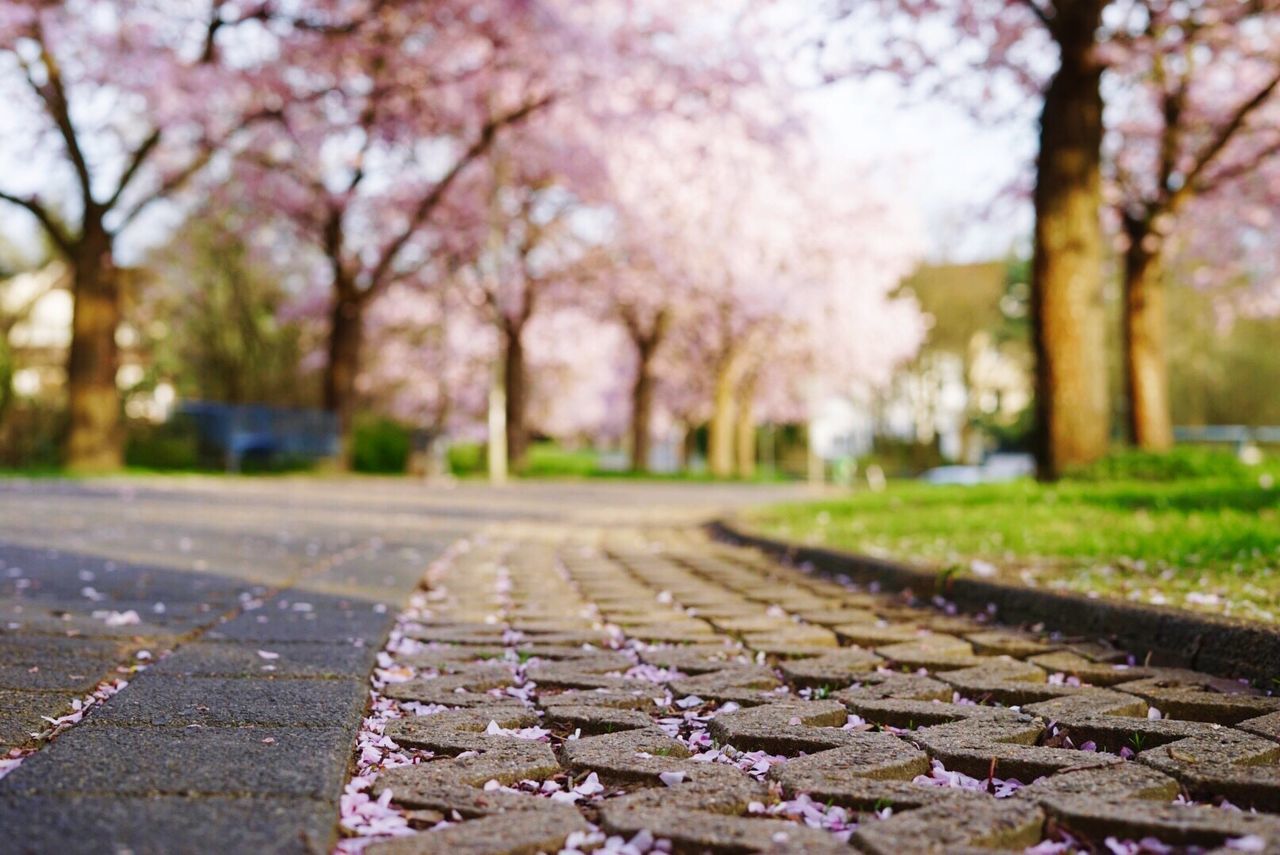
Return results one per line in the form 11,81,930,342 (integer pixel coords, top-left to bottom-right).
800,77,1036,264
0,7,1037,271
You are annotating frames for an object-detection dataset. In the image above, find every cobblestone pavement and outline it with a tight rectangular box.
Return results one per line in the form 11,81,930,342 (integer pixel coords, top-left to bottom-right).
1,479,1278,853
344,523,1280,855
0,477,807,853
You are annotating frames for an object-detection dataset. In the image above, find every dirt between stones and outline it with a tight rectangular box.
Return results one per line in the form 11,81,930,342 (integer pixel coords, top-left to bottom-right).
338,527,1280,855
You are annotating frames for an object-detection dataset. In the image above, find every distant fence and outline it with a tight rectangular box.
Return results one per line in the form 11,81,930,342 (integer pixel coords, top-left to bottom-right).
179,402,340,471
1174,425,1280,451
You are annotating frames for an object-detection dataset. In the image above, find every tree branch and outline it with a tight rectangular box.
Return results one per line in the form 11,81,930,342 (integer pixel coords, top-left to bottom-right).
1016,0,1054,31
23,26,96,210
104,128,163,213
1178,68,1280,205
115,147,216,230
361,93,555,300
0,190,74,255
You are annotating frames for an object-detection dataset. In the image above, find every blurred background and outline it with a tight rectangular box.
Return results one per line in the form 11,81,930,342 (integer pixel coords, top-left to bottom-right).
0,0,1276,484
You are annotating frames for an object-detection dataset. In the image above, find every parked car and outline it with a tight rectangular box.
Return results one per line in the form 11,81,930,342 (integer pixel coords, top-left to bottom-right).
921,453,1035,485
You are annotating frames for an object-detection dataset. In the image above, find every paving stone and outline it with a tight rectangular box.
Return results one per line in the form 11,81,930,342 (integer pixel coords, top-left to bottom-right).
1025,690,1223,753
149,640,377,678
635,643,748,673
523,661,650,692
831,623,922,647
875,636,982,671
537,686,660,709
912,715,1122,781
0,725,353,799
385,709,541,753
1241,711,1280,742
382,665,523,709
377,740,560,788
0,793,338,854
401,624,506,645
0,635,131,692
776,647,884,689
837,674,1011,729
0,688,76,748
1138,728,1280,810
793,607,880,626
370,776,542,816
1036,794,1280,850
207,596,393,645
367,802,589,855
668,665,783,705
541,704,653,734
743,640,842,659
1028,651,1150,686
0,597,207,640
1016,761,1180,804
90,673,368,727
851,797,1045,853
708,700,853,754
965,630,1055,659
938,658,1083,706
741,625,838,650
767,733,931,793
1115,675,1280,725
598,790,848,854
620,622,718,644
557,728,692,783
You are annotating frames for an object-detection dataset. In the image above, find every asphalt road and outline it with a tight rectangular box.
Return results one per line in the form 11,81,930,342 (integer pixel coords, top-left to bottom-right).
0,476,808,853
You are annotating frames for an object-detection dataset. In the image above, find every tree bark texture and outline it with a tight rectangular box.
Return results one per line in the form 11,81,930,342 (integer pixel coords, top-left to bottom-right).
503,323,529,472
65,223,123,471
708,352,738,478
1031,6,1110,479
324,293,364,467
1123,242,1173,450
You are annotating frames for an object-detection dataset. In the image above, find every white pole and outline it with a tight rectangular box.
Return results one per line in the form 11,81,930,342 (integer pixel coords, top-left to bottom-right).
487,355,508,485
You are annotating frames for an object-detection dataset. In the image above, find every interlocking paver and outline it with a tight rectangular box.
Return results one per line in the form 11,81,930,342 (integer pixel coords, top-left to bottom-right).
338,522,1280,854
4,479,1278,853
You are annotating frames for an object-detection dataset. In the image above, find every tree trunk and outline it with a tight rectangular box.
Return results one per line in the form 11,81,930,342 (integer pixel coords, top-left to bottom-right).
503,323,529,472
65,224,123,471
1123,241,1173,450
1031,11,1109,479
324,294,364,467
734,375,756,479
708,353,737,479
678,424,694,472
487,354,508,484
629,336,658,473
0,336,14,422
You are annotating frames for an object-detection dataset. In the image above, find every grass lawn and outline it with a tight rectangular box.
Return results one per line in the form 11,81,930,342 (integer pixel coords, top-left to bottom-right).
747,459,1280,624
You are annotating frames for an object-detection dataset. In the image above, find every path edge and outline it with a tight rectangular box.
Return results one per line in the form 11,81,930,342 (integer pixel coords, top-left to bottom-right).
707,518,1280,684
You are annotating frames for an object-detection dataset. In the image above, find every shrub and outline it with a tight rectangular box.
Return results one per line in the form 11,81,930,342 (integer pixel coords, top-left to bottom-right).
0,401,64,470
124,417,201,470
1067,447,1250,482
446,442,486,476
352,417,411,474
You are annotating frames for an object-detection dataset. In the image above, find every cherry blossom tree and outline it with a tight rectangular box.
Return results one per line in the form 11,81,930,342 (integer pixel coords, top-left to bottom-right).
230,0,567,463
0,0,257,469
808,0,1108,477
808,0,1280,473
1106,3,1280,449
597,109,921,477
232,0,761,467
446,116,611,473
363,281,494,443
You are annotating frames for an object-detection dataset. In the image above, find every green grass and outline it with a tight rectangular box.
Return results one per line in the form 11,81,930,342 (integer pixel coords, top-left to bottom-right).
447,440,793,482
748,458,1280,623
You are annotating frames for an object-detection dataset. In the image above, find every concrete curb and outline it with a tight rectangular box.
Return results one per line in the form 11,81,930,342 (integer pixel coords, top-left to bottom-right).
708,519,1280,685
